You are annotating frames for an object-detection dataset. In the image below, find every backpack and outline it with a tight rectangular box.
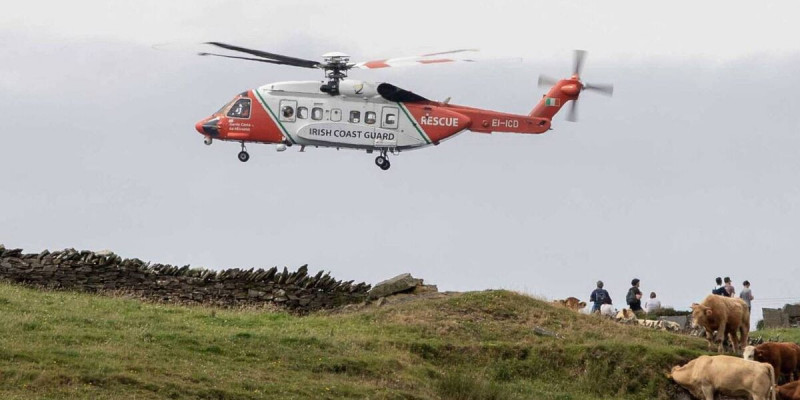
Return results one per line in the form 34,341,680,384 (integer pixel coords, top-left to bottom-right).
595,289,608,305
626,288,636,305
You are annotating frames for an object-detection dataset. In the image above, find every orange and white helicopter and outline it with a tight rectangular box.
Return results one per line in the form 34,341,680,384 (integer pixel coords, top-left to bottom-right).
194,43,613,170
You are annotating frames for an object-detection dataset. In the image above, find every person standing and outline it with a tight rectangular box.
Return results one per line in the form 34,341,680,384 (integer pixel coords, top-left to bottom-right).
740,280,754,311
626,278,643,313
644,292,661,313
713,277,725,295
589,280,612,313
723,277,735,297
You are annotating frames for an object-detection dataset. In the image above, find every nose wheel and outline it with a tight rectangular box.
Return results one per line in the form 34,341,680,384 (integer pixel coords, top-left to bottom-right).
238,142,249,162
375,153,390,170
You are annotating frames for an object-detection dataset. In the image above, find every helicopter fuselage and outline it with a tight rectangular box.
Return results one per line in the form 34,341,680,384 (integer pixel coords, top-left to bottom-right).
195,79,553,154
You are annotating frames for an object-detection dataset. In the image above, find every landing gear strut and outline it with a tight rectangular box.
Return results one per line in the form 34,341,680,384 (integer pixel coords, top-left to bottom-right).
238,142,249,162
374,150,390,170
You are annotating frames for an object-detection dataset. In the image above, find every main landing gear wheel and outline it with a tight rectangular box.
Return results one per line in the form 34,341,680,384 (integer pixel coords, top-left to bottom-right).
375,155,390,170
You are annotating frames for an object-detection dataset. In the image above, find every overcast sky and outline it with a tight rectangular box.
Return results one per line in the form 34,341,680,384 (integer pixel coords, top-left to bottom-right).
2,1,799,325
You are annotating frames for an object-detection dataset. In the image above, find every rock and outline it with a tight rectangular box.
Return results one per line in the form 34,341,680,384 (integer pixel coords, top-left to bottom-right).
413,284,438,294
368,273,423,300
532,325,562,339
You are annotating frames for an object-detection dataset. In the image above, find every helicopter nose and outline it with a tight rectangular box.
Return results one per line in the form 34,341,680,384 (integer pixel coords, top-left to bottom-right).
196,117,221,136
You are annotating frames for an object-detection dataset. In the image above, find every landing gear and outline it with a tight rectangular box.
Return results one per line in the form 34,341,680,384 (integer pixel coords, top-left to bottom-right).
203,136,213,145
238,142,249,162
374,151,391,170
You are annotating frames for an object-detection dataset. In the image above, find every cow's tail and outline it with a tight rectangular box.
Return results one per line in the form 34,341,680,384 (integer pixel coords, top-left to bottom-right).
766,363,776,400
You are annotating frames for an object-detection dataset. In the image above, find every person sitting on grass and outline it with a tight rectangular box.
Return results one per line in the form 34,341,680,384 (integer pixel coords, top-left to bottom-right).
644,292,661,314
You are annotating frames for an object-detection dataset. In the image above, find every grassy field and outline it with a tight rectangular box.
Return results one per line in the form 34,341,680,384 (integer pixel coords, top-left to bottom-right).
751,327,800,344
0,283,710,400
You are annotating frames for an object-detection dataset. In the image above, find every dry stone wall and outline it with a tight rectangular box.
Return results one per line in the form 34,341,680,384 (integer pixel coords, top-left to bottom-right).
0,245,369,311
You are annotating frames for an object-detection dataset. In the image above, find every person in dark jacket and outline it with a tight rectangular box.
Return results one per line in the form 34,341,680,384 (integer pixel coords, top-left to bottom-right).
626,278,643,313
590,280,612,313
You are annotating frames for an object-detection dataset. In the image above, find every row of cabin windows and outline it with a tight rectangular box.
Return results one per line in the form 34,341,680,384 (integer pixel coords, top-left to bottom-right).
280,104,398,128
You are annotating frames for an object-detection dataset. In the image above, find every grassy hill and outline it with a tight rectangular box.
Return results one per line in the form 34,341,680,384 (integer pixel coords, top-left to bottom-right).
0,282,710,400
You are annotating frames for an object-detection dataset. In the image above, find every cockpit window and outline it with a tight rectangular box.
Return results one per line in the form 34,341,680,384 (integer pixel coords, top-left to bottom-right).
227,98,251,118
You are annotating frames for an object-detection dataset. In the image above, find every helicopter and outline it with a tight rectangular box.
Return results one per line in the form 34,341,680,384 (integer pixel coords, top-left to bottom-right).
194,43,613,170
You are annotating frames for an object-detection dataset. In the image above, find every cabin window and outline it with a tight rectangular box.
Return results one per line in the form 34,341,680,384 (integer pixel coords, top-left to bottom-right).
311,107,324,121
365,111,376,125
349,110,361,123
381,106,399,129
226,98,251,119
331,109,342,122
279,100,297,122
297,107,308,119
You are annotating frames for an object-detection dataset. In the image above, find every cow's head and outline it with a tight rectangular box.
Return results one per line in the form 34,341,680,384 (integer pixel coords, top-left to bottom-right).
690,303,712,328
578,301,587,309
753,347,767,362
742,345,755,361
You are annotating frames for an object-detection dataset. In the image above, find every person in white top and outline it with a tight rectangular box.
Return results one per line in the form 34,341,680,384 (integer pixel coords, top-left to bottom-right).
644,292,661,313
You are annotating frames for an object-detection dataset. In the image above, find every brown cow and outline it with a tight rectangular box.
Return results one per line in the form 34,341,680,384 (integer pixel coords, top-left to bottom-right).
553,297,587,311
690,295,750,353
776,380,800,400
670,355,776,400
752,342,800,383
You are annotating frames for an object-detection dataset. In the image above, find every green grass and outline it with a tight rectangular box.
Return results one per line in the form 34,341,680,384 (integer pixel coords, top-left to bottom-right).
751,328,800,343
0,284,709,399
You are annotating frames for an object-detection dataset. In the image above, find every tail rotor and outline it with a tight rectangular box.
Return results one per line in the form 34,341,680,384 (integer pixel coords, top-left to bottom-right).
537,50,614,122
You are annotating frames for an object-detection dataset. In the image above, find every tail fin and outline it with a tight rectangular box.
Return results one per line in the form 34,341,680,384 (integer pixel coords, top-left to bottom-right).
530,50,614,123
529,78,580,120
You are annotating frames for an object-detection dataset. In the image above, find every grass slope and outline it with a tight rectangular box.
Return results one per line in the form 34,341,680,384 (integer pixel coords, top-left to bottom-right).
0,283,709,400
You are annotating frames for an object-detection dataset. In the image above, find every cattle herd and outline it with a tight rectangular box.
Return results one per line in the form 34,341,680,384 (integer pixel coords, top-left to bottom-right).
681,294,800,399
553,293,800,399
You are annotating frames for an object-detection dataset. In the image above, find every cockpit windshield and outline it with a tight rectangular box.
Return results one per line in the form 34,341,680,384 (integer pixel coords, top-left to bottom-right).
226,98,251,118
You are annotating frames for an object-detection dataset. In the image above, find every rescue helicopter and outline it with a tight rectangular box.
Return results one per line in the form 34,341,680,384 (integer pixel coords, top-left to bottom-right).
194,42,613,170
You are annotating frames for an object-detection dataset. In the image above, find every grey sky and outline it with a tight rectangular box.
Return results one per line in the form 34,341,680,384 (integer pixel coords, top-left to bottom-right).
2,1,800,326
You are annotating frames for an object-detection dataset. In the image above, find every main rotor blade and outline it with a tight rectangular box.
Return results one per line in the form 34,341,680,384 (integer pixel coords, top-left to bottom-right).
354,49,479,69
584,82,614,96
198,52,307,66
566,100,578,122
538,75,559,88
204,42,320,69
573,49,587,77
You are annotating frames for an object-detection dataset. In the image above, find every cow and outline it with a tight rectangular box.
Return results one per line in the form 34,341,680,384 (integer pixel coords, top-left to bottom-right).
776,380,800,400
745,345,756,361
750,342,800,383
615,308,636,321
690,294,750,353
669,355,776,400
553,297,587,311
